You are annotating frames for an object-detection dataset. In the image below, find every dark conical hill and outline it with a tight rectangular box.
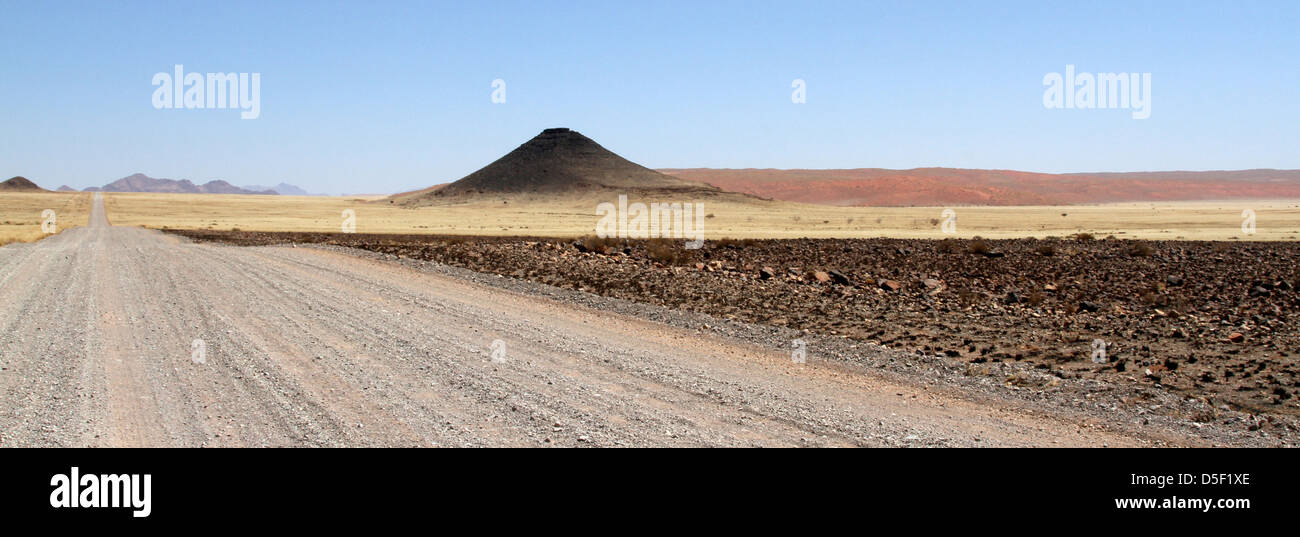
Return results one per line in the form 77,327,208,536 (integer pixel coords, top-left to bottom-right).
394,128,720,204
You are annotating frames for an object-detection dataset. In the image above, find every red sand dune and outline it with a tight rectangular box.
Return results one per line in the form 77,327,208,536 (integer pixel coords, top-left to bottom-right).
658,168,1300,206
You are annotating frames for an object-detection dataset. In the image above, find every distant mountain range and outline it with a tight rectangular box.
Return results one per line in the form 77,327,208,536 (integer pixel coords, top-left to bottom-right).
241,183,319,196
4,173,316,196
82,173,278,195
659,168,1300,206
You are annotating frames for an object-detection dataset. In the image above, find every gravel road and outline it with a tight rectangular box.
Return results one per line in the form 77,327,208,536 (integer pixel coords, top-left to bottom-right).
0,194,1254,447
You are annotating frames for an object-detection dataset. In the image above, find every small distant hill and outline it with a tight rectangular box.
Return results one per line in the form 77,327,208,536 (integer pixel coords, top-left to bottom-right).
389,183,448,200
93,173,277,195
661,168,1300,206
56,185,77,192
0,176,47,192
242,183,316,196
392,128,723,205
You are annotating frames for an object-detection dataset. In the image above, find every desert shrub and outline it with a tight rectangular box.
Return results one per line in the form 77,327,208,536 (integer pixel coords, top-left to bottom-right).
580,235,620,252
646,240,684,265
1028,291,1045,306
937,238,961,254
968,238,992,255
1074,232,1095,241
929,218,941,227
712,237,755,250
1128,242,1155,257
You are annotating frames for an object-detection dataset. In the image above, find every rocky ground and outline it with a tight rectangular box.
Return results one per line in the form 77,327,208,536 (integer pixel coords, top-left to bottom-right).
169,230,1300,421
19,195,1276,447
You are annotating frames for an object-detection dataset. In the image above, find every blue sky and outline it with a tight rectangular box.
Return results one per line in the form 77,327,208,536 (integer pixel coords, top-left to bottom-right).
2,0,1297,193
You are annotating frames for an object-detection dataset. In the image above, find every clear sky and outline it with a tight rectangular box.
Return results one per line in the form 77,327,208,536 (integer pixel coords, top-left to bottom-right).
2,0,1297,193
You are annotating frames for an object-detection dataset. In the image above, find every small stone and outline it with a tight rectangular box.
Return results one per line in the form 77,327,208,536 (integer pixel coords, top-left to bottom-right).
828,270,852,285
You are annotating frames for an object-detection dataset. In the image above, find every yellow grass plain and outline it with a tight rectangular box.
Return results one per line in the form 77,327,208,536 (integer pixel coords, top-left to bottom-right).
0,192,93,246
99,191,1300,241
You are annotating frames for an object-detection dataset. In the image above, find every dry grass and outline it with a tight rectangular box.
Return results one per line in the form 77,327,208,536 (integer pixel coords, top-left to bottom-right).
100,191,1300,241
0,192,93,246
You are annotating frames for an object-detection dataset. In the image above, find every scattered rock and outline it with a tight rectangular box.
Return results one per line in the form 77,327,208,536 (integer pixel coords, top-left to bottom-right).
828,270,852,286
173,230,1300,419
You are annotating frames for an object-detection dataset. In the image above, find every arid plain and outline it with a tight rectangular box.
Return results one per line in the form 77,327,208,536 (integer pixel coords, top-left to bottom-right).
90,191,1300,241
0,191,91,246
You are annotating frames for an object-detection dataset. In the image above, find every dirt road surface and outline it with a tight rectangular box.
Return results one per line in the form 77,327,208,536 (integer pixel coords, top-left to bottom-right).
0,194,1258,447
